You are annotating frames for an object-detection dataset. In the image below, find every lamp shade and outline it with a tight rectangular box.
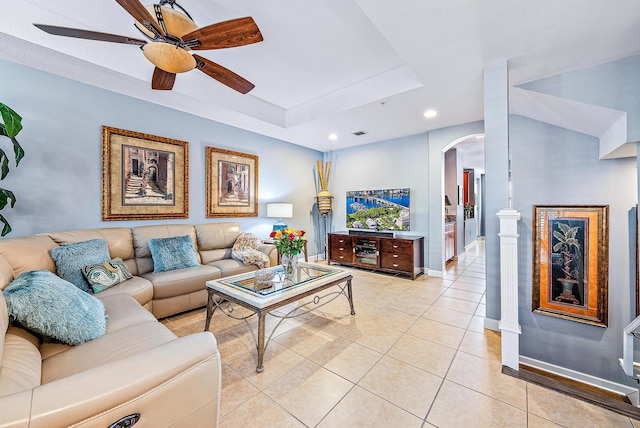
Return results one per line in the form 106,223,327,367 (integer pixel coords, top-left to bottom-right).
267,203,293,232
267,203,293,219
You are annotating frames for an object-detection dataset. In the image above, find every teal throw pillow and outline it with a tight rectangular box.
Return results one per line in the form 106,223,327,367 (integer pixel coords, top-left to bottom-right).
3,270,107,345
82,258,133,293
148,235,199,273
50,239,111,293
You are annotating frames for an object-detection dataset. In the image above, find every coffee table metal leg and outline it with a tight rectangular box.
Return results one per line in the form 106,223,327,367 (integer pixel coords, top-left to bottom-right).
346,278,356,315
256,311,266,373
204,291,215,331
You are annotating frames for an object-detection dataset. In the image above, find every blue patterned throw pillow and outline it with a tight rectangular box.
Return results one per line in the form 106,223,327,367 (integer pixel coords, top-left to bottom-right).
82,258,133,293
50,239,111,293
148,235,200,273
3,270,107,345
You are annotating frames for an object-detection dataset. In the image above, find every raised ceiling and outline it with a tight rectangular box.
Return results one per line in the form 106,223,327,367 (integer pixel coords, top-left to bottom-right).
1,0,639,156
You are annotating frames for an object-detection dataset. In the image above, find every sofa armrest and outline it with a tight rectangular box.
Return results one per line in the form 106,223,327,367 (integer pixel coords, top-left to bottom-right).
259,243,278,267
27,332,221,428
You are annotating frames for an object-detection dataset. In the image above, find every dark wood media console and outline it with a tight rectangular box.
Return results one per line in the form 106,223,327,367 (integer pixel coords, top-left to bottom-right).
328,232,424,279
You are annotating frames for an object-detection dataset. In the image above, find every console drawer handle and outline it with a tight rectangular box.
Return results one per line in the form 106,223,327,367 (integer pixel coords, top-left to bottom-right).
393,263,399,267
393,245,398,248
339,256,344,259
339,247,344,250
339,239,344,243
393,254,398,258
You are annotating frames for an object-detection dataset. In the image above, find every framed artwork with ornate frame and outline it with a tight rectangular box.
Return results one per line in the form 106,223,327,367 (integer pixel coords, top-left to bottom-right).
102,126,188,220
205,146,258,218
532,205,609,327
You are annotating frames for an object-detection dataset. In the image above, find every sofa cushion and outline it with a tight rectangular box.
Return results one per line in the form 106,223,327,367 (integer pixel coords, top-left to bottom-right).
41,320,177,384
0,327,41,398
94,275,154,307
132,224,199,275
149,235,200,273
50,239,110,292
0,235,58,279
206,258,260,277
142,265,221,299
195,222,241,264
82,258,133,293
3,270,107,345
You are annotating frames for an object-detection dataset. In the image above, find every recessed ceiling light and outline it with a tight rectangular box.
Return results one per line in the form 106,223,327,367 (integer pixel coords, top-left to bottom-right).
328,133,338,141
423,109,437,118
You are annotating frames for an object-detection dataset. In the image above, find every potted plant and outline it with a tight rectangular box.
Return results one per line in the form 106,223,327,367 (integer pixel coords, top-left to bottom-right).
552,222,581,304
0,102,25,236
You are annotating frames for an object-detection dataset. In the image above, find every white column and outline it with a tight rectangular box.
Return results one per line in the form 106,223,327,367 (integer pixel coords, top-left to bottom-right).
497,208,521,370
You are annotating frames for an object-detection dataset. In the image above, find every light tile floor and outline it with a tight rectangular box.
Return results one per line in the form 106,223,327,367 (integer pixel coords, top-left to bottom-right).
162,240,639,427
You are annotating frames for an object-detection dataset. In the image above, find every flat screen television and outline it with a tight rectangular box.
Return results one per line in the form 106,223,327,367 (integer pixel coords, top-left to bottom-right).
346,188,410,231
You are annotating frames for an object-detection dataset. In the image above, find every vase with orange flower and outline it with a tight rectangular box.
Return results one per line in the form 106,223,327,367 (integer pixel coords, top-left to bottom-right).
269,228,306,279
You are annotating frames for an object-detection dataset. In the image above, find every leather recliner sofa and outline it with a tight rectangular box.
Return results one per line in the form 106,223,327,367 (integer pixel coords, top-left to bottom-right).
0,221,276,427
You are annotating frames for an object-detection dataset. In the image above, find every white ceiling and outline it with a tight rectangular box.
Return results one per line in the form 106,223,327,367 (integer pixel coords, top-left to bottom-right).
1,0,639,166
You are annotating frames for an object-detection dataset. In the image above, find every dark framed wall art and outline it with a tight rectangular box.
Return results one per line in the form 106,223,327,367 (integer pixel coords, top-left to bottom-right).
102,126,188,220
532,205,609,327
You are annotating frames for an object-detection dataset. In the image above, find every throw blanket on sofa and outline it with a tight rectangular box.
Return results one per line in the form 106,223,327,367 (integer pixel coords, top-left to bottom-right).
232,233,270,269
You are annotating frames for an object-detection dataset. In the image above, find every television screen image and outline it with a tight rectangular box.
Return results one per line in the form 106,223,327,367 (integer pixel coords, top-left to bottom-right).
346,188,410,231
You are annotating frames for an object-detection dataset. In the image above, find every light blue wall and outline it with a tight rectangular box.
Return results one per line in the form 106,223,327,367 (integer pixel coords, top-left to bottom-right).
428,122,484,273
328,133,429,249
0,60,323,253
501,54,640,386
519,55,640,142
484,62,511,326
510,115,637,385
328,122,484,276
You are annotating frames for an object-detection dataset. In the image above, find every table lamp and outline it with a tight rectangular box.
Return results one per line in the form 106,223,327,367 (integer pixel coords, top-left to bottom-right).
267,203,293,232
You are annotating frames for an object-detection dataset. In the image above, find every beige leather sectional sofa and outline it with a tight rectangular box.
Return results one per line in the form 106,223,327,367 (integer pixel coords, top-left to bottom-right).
0,222,276,427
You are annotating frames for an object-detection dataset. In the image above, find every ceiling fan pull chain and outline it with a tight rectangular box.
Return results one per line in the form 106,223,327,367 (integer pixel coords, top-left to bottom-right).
153,4,168,35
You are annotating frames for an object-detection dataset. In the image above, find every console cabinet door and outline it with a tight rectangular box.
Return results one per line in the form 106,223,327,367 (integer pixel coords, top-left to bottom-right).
380,239,414,272
330,234,353,263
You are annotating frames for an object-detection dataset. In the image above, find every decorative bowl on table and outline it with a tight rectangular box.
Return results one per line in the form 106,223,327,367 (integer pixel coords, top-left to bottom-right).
255,268,276,289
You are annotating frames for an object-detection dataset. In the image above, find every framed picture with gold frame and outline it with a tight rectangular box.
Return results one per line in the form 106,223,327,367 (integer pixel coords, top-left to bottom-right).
102,126,188,220
205,146,258,218
532,205,609,327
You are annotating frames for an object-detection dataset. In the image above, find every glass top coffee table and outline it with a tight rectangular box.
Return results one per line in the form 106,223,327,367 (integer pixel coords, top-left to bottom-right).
204,262,355,372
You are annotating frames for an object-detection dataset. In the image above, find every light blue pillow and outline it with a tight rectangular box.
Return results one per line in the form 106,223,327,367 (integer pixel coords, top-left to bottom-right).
3,270,107,345
148,235,199,273
50,239,111,293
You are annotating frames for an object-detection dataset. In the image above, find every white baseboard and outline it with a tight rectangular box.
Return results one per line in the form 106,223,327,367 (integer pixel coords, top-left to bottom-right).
484,317,500,331
427,269,443,278
519,356,639,405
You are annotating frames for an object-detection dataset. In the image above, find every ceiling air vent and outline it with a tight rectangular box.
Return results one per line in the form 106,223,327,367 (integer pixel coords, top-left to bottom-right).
353,131,367,136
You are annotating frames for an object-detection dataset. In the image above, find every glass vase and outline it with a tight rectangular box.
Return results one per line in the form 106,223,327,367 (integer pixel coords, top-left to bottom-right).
281,254,298,280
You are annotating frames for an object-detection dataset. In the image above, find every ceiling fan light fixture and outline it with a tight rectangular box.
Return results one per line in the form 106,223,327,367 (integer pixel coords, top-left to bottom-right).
134,4,198,39
142,42,196,73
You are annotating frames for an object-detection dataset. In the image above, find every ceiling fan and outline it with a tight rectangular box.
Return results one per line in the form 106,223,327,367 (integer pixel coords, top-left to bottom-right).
34,0,263,93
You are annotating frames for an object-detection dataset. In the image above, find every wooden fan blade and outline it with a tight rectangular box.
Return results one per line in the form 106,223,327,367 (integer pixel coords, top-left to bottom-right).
152,67,176,90
183,17,263,50
115,0,165,35
193,54,255,94
34,24,146,46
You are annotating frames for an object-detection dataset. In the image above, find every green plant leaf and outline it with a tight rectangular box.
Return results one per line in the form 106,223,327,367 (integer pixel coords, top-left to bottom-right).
0,148,8,180
0,103,22,138
12,137,24,166
552,230,565,242
0,188,16,210
0,214,11,236
557,222,570,234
